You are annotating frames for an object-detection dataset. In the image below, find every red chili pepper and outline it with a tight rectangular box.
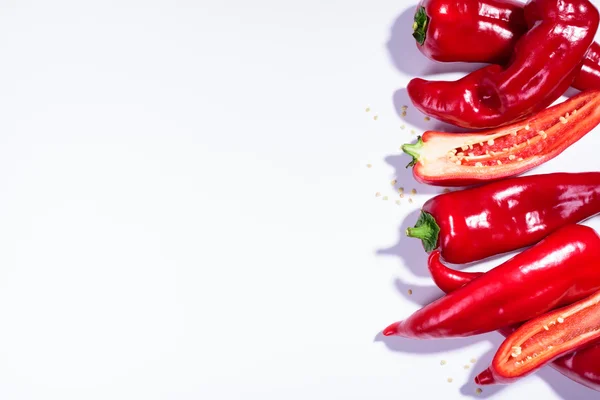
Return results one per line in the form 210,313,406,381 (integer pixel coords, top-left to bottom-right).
383,225,600,338
401,90,600,186
430,250,600,392
476,289,600,386
412,0,527,64
407,0,600,129
407,172,600,264
412,0,600,91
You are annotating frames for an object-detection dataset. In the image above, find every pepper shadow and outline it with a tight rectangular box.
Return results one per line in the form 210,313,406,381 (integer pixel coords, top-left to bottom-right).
537,366,599,399
374,331,497,356
377,209,430,278
383,152,445,196
393,277,444,306
386,7,487,78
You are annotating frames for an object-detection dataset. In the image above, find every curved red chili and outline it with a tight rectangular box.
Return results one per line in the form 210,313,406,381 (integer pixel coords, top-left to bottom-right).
431,252,600,392
407,172,600,264
402,90,600,186
411,0,600,92
476,290,600,386
383,225,600,338
408,0,600,129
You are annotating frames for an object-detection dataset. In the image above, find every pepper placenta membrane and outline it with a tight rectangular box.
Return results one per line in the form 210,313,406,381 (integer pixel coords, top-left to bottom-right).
408,0,600,129
476,289,600,386
412,0,600,91
407,172,600,264
383,225,600,339
402,90,600,186
430,251,600,392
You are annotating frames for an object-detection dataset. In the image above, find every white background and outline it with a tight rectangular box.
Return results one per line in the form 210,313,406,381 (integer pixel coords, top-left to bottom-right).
0,0,598,399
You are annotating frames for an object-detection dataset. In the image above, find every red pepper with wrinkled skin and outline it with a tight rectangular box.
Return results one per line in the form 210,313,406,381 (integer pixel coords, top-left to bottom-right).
412,0,600,91
401,90,600,186
407,0,599,129
407,172,600,264
412,0,527,64
383,224,600,339
476,290,600,386
429,250,600,392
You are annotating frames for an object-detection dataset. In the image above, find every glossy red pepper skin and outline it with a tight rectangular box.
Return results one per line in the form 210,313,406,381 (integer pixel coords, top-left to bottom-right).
476,290,600,386
383,225,600,339
412,0,527,63
402,90,600,187
412,1,600,92
430,250,600,392
408,0,600,129
407,172,600,264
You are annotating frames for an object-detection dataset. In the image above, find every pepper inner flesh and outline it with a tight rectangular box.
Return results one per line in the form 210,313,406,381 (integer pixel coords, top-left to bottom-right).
500,297,600,376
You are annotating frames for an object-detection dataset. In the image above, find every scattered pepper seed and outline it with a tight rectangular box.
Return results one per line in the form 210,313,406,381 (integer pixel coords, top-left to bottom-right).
443,188,451,193
408,198,414,204
407,289,413,295
373,115,379,120
365,107,370,112
375,192,381,197
400,124,405,130
410,130,416,135
447,378,453,383
464,365,470,370
410,188,417,195
400,193,405,198
470,358,477,364
401,105,408,111
476,388,483,395
366,164,372,168
391,179,397,185
398,187,404,193
440,360,447,366
383,196,388,201
424,116,431,121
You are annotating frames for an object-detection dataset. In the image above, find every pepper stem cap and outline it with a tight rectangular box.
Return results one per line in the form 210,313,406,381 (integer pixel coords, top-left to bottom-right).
406,210,440,252
412,7,429,46
402,136,424,168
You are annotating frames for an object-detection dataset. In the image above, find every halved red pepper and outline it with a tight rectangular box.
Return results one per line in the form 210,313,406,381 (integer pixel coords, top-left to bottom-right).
383,225,600,338
476,290,600,386
402,90,600,186
408,172,600,264
430,250,600,391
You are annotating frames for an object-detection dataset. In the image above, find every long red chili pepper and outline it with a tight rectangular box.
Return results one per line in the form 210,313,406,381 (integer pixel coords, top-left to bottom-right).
429,250,600,391
407,172,600,264
476,290,600,386
382,225,600,338
412,0,600,91
401,90,600,186
407,0,600,129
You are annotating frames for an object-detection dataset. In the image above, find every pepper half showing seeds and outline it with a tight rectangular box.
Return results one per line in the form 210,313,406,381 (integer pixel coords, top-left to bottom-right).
401,90,600,186
476,290,600,385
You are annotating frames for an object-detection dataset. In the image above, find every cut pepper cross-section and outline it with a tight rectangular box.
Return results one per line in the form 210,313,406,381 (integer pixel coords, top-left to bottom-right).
402,90,600,186
476,290,600,385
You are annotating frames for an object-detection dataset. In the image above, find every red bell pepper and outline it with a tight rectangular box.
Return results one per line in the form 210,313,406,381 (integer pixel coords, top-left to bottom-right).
401,90,600,186
407,0,600,129
476,290,600,386
407,172,600,264
383,225,600,338
429,250,600,392
412,0,600,91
